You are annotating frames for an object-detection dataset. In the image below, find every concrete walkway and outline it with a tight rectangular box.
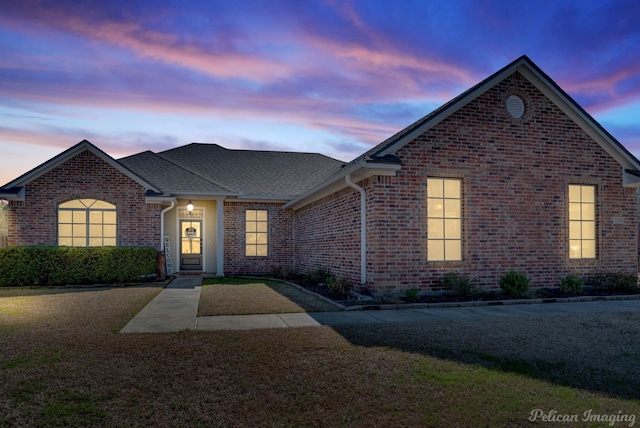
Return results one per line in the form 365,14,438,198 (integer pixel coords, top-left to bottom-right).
120,275,202,333
121,275,640,333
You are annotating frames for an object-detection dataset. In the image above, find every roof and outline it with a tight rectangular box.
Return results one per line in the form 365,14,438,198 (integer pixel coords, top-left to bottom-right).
118,150,232,195
3,57,639,203
119,143,344,200
147,143,345,198
364,55,640,169
0,140,160,201
0,140,344,201
285,55,640,209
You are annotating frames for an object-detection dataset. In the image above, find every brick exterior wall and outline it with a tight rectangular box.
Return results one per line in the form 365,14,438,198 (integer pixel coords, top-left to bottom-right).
223,201,293,274
293,186,362,281
7,149,162,248
5,70,638,291
293,71,639,292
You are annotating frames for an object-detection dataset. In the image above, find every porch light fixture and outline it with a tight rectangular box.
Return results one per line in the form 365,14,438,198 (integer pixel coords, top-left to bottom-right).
187,200,194,212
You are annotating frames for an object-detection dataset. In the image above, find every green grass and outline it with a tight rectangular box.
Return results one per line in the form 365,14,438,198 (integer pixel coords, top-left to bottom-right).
0,287,78,297
2,351,64,370
11,379,46,404
1,286,640,426
198,277,338,315
40,391,107,427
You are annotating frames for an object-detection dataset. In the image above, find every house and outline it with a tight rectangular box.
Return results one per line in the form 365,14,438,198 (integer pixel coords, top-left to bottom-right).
2,55,639,292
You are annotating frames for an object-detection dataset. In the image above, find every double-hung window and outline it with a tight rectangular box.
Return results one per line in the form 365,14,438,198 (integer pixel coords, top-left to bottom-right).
58,199,117,247
245,209,268,257
427,178,462,261
569,185,596,259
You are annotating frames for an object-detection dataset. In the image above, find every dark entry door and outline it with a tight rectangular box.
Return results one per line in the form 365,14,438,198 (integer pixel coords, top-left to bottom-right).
180,219,202,271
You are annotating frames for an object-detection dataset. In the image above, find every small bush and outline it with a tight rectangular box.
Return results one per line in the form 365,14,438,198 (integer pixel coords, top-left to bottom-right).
304,268,332,286
405,287,420,303
271,265,295,280
499,270,530,298
326,275,353,298
442,272,478,299
558,274,583,295
0,246,157,287
585,272,639,294
373,293,405,305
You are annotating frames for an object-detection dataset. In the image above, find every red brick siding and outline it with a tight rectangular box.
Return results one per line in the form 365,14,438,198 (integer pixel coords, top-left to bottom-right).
293,186,362,282
294,71,638,292
223,201,293,274
7,150,161,248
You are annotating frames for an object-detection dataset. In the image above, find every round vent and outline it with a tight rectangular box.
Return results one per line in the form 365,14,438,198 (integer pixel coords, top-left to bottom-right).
506,95,525,118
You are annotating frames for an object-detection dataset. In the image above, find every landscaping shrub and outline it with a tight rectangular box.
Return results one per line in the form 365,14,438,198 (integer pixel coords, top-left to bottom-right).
271,265,295,280
405,287,420,303
0,246,157,287
325,275,353,298
558,274,583,295
585,272,639,294
499,270,530,298
303,268,332,286
441,272,478,299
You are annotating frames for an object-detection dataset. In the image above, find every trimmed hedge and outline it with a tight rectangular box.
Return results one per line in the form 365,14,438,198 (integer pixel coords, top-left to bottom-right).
0,246,157,287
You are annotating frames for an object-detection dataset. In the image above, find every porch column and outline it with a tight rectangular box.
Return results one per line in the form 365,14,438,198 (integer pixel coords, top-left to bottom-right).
216,197,224,276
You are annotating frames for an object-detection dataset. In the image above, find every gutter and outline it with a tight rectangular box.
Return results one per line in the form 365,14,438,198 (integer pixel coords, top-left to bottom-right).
0,187,25,201
160,199,176,250
345,174,366,285
284,160,400,210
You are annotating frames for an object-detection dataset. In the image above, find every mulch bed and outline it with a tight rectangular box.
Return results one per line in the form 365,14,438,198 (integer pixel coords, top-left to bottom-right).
285,277,640,307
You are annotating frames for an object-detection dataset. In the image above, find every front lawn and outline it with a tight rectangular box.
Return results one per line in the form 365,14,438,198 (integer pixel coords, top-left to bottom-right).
1,286,640,427
198,277,339,315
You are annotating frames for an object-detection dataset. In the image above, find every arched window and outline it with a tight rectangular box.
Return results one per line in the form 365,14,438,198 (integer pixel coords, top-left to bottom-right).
58,199,117,247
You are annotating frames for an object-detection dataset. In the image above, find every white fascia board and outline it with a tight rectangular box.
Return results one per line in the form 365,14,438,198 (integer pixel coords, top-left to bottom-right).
168,191,238,198
145,196,177,205
284,162,401,210
623,169,640,187
0,188,25,201
235,195,290,203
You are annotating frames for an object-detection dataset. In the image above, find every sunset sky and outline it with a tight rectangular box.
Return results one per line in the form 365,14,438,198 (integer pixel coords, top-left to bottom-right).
1,0,639,186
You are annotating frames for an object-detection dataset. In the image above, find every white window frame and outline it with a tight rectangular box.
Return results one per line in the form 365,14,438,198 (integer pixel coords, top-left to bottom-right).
58,199,117,247
568,185,596,259
245,209,268,257
427,178,462,261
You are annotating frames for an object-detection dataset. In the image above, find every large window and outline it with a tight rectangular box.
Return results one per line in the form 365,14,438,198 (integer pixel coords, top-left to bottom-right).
245,209,268,257
58,199,117,247
427,178,462,261
569,185,596,259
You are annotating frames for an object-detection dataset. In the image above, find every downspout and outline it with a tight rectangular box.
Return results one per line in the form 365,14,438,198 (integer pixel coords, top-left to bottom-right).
345,174,366,285
160,200,175,250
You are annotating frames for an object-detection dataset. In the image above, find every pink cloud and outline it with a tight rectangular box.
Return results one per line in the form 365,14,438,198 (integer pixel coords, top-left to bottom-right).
3,1,474,104
0,5,293,83
0,125,170,158
563,67,640,96
0,127,74,151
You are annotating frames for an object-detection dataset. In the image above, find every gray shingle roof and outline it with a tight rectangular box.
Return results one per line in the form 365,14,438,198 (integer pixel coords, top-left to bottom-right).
118,144,344,198
159,144,344,197
119,150,231,194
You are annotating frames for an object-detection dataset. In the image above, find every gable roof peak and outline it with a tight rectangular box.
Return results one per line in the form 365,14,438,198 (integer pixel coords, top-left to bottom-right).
0,139,160,193
363,55,639,170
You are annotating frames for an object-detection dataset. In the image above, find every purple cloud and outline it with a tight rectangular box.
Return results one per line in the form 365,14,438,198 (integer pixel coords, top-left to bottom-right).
0,0,639,185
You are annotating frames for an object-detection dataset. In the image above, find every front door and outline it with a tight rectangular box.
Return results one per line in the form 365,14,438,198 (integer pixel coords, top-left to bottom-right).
180,219,202,271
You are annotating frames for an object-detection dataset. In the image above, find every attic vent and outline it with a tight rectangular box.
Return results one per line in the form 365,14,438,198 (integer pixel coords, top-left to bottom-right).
506,95,525,118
